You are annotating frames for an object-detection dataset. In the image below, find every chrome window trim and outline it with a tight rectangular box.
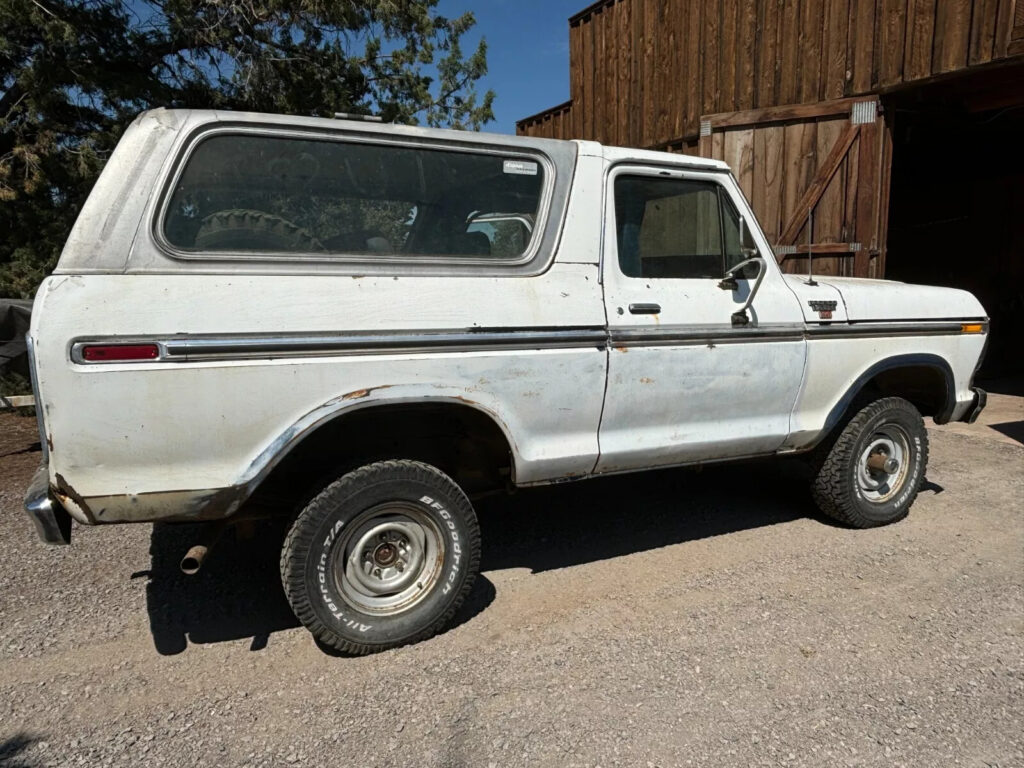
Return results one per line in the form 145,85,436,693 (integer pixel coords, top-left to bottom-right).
603,162,769,283
152,123,559,270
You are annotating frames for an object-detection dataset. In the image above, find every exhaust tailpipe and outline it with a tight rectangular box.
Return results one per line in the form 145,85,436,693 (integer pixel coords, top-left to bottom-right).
180,522,227,575
180,544,210,575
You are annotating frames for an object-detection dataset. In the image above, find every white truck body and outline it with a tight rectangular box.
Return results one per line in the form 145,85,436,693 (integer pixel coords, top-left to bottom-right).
25,108,987,537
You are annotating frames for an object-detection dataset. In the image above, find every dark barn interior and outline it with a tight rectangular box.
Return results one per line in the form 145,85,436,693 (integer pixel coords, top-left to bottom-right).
886,63,1024,377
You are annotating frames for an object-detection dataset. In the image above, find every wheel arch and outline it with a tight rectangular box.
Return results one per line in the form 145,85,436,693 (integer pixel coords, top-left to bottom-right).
821,353,955,439
236,395,519,514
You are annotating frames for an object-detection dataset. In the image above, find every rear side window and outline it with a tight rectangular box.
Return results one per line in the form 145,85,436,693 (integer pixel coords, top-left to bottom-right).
161,133,547,261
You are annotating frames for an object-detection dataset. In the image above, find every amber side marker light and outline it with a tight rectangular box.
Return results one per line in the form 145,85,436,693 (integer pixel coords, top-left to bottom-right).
961,323,984,334
82,344,160,361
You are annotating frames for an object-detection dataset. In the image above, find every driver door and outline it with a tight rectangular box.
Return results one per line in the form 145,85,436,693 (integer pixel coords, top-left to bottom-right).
596,164,807,473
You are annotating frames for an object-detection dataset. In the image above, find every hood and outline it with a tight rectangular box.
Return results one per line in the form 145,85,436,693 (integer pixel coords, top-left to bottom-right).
782,274,849,323
814,277,987,321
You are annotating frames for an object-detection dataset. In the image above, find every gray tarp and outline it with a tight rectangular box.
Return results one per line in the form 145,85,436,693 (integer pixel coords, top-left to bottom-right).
0,299,32,379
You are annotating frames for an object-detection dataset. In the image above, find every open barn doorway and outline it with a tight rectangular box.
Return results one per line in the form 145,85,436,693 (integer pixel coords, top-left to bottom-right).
884,63,1024,380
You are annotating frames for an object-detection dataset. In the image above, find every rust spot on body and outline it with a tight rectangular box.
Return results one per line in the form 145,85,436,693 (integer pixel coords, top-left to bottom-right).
54,472,96,523
639,377,654,384
340,384,393,401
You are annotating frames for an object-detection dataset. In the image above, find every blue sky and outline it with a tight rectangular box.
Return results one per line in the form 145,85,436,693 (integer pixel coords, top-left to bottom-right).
119,0,583,134
438,0,583,134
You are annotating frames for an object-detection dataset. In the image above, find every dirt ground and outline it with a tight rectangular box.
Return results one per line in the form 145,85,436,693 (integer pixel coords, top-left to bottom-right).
0,390,1021,768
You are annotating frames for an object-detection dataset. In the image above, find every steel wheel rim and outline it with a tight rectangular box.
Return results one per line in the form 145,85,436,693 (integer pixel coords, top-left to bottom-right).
332,503,445,615
857,423,911,503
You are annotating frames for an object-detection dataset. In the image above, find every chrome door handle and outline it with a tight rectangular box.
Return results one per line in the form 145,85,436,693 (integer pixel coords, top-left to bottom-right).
628,303,661,315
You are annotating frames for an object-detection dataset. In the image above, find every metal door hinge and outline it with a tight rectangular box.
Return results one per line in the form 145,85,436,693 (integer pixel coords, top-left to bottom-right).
850,101,878,125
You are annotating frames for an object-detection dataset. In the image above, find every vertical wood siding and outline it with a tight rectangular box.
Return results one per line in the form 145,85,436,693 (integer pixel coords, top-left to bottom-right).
516,0,1020,144
698,98,890,278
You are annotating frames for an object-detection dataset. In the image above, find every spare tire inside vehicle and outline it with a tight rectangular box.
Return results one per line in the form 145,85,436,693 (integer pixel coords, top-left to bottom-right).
193,209,324,252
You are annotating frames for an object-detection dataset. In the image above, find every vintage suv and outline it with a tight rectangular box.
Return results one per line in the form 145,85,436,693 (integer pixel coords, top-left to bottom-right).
24,109,988,654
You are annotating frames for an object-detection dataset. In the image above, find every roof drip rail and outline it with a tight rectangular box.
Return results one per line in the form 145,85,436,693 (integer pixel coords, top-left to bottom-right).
333,112,383,123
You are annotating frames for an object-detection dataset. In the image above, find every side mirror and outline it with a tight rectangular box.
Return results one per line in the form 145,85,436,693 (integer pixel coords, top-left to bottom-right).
717,217,760,291
739,216,759,259
719,256,768,326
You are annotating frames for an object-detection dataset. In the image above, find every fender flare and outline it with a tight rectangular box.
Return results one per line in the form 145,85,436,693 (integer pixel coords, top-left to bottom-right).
820,353,956,437
232,391,521,506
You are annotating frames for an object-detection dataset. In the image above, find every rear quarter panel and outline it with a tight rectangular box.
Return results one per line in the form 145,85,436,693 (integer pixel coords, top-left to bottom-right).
31,269,607,522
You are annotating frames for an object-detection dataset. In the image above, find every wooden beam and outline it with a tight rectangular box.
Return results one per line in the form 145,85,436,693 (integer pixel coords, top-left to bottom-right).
778,122,861,245
0,395,35,410
702,96,875,131
854,120,879,275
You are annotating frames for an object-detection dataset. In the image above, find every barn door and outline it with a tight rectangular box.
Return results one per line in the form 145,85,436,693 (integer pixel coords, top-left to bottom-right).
697,97,891,279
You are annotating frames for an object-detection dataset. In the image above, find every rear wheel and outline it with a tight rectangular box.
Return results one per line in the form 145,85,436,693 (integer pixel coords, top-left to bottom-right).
280,460,480,655
811,397,929,528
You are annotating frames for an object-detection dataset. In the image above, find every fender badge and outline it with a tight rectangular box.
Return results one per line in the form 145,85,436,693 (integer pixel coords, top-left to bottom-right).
808,300,837,320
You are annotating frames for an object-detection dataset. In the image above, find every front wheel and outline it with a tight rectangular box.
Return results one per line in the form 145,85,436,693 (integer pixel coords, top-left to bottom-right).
280,460,480,655
811,397,929,528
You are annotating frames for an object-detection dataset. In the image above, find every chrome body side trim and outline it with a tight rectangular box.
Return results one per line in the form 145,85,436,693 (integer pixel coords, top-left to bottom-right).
71,327,609,364
609,324,805,347
69,318,988,364
805,320,988,339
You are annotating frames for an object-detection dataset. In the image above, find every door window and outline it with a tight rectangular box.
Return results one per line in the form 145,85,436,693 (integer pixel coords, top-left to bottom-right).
614,176,745,279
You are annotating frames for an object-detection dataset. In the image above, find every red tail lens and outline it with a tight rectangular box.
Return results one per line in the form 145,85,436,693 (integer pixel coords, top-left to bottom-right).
82,344,160,362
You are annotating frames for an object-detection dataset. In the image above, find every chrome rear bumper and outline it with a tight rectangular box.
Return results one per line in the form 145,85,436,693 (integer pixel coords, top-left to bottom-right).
24,462,72,545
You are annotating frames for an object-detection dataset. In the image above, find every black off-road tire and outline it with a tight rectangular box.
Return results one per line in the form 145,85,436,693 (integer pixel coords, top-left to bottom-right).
280,460,480,655
811,397,929,528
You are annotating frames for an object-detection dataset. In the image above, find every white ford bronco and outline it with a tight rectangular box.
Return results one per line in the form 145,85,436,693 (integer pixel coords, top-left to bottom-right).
24,109,988,654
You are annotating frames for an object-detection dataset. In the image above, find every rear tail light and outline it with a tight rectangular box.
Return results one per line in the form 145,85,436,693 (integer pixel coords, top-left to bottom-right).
81,344,160,362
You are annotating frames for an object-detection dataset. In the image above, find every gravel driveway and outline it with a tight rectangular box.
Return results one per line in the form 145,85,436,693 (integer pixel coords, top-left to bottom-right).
1,407,1021,768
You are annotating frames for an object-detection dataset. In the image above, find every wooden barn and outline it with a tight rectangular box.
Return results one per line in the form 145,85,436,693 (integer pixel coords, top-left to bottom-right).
517,0,1024,375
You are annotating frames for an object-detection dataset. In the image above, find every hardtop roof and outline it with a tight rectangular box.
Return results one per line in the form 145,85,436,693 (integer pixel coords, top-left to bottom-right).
139,108,730,171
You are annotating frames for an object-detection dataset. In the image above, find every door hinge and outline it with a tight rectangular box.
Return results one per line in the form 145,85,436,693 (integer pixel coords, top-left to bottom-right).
850,100,878,125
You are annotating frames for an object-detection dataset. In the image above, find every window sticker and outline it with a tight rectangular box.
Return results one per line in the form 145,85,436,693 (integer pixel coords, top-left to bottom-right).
503,159,538,176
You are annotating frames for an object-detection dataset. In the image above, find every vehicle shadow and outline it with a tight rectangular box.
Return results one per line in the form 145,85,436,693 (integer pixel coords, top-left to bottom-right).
144,518,496,656
0,733,38,768
144,457,831,656
476,457,827,573
989,420,1024,446
145,519,298,656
